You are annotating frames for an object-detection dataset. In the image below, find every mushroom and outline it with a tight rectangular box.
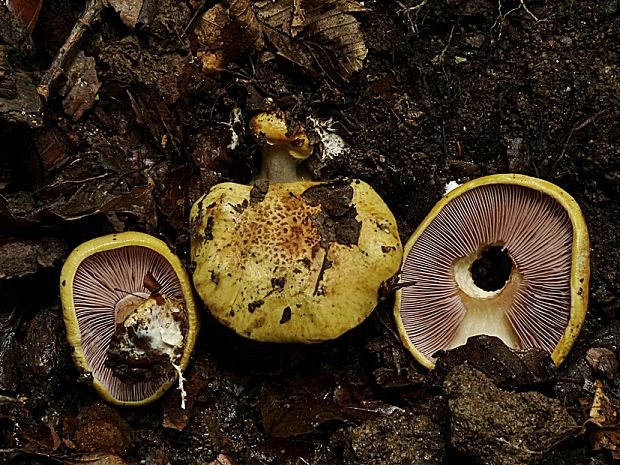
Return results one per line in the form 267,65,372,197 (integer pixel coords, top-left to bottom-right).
394,174,589,369
60,232,199,406
249,110,313,182
190,110,402,343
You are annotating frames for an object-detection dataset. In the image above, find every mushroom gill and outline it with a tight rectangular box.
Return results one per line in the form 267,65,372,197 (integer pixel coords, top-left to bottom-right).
394,174,589,369
61,232,198,406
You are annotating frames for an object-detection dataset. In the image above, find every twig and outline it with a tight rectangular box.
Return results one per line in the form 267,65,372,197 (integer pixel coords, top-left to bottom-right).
432,24,456,65
0,394,27,403
37,0,108,99
182,0,207,37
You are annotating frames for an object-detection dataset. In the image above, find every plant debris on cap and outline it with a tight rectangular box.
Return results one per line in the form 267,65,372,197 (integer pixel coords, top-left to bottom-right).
394,174,589,369
190,179,402,343
60,232,199,406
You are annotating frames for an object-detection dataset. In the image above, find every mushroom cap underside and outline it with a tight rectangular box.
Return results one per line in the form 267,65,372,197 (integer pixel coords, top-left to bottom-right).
60,232,199,406
190,179,403,342
394,174,589,369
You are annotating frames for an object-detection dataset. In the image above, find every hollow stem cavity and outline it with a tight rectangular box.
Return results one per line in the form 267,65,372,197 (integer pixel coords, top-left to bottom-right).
451,244,521,350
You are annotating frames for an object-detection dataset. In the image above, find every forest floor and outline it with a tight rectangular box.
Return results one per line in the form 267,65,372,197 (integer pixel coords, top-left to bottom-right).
1,0,619,464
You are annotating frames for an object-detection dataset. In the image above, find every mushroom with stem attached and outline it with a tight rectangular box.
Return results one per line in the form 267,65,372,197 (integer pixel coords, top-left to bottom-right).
394,174,589,369
60,232,199,407
190,110,403,343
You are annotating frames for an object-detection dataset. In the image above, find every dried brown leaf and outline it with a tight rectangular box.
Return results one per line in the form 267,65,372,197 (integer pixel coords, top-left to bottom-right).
590,430,620,460
108,0,143,28
59,453,131,465
586,381,620,459
193,0,264,72
207,454,235,465
60,51,101,122
5,0,42,33
587,380,618,428
143,271,163,293
259,375,347,438
0,169,155,224
192,0,366,83
586,347,619,380
255,0,368,84
290,0,304,37
0,192,38,226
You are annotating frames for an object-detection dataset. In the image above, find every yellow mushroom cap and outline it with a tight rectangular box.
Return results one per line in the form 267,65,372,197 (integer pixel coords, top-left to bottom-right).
60,232,199,406
190,179,403,342
249,110,313,160
394,174,589,369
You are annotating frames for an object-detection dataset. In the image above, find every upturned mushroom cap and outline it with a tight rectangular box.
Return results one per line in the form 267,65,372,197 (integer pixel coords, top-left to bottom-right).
60,232,199,406
394,174,589,369
190,178,402,342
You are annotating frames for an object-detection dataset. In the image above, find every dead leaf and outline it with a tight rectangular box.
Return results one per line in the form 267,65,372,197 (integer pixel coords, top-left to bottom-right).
371,366,425,391
207,454,234,465
0,450,131,465
586,347,619,381
255,0,368,84
586,380,620,459
588,380,615,427
63,404,132,456
59,453,131,465
193,0,264,72
0,192,39,226
48,175,154,221
143,271,163,293
106,0,156,28
46,420,62,452
590,431,620,460
60,51,101,121
192,0,367,83
259,375,347,438
5,0,43,33
333,383,403,421
126,87,184,151
108,0,143,28
0,172,155,223
33,128,70,171
290,0,304,37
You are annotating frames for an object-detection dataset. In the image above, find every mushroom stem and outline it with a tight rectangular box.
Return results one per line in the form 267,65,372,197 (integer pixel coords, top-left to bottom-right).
250,110,313,183
256,145,304,183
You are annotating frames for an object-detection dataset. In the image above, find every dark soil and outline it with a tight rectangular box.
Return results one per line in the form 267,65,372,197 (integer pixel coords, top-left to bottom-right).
1,0,619,464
